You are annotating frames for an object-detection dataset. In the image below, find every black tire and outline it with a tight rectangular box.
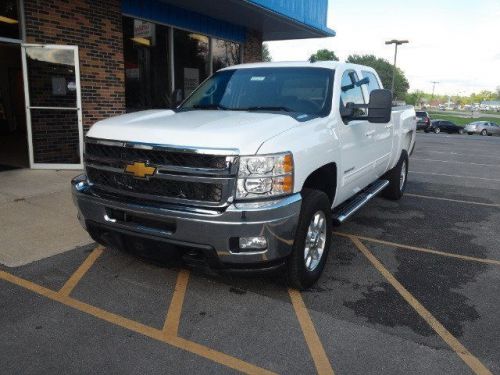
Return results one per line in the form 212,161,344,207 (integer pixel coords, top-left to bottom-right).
481,129,487,136
434,127,440,134
382,151,408,201
424,130,429,133
287,189,332,290
468,132,473,135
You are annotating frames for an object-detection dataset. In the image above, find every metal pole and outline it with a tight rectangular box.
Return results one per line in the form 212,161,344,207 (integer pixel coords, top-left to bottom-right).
391,43,398,94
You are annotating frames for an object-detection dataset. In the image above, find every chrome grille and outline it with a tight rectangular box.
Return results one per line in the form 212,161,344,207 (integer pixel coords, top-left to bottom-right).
84,138,238,207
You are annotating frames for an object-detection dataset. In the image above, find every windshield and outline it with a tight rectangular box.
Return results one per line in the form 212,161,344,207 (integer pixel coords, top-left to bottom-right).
416,111,427,116
179,67,334,118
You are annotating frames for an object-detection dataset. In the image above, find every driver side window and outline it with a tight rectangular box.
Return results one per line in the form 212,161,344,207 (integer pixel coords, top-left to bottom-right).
340,70,367,121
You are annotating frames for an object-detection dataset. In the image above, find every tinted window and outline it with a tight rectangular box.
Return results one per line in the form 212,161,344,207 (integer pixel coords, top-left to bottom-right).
416,111,427,117
181,67,334,117
340,70,366,118
362,71,381,93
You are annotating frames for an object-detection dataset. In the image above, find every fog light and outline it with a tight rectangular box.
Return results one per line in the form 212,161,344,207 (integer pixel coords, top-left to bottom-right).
239,236,267,250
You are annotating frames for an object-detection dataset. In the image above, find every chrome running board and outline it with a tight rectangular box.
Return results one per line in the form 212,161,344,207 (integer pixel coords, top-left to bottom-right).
332,179,389,224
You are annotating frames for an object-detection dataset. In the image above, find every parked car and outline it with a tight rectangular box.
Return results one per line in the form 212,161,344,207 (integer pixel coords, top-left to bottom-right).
426,119,464,134
71,61,416,289
465,121,500,136
416,111,431,131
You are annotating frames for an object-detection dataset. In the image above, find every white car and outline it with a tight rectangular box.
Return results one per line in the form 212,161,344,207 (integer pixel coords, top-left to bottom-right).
72,61,416,289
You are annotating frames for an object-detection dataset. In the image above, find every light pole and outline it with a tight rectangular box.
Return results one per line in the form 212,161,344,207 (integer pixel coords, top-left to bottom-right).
385,39,409,96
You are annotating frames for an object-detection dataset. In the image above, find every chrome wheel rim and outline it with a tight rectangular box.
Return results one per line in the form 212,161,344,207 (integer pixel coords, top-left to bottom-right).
304,211,327,271
400,160,407,191
435,128,440,133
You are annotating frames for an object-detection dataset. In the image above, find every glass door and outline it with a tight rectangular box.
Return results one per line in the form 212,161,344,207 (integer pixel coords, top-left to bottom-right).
21,44,83,169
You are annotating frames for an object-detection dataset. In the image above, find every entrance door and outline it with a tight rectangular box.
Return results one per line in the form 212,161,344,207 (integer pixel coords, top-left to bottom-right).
21,44,83,169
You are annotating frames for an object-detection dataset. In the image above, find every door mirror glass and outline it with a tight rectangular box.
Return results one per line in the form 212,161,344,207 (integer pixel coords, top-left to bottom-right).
367,89,392,123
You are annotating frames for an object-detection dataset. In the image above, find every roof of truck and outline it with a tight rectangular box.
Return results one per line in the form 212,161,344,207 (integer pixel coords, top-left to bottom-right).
220,61,371,71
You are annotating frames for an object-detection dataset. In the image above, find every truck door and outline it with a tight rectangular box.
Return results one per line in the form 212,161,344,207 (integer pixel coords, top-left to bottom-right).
361,70,394,177
336,70,378,201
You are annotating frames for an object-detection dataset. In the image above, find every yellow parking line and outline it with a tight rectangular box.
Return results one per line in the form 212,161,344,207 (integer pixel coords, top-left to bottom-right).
334,232,500,266
289,289,335,375
163,269,190,337
349,237,493,375
58,246,104,297
0,269,277,375
406,193,500,208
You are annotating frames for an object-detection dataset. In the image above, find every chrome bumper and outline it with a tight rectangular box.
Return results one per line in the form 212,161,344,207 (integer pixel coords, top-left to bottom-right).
71,174,301,267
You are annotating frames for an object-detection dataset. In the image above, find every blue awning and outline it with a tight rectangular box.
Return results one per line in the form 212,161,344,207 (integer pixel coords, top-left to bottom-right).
122,0,335,42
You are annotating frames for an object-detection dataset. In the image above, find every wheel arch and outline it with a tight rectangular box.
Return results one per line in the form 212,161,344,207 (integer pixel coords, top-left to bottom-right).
301,162,337,206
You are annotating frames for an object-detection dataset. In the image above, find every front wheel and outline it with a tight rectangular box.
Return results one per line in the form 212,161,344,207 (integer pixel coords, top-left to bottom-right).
382,151,408,201
481,129,488,136
287,189,332,290
434,127,441,134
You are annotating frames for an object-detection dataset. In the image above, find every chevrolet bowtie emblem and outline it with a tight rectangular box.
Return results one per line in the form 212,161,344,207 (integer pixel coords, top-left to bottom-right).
124,161,156,179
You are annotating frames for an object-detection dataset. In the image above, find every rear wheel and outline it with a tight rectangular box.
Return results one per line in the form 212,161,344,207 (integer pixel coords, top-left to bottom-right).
382,151,408,201
287,189,332,290
468,132,474,135
434,127,441,134
481,129,488,136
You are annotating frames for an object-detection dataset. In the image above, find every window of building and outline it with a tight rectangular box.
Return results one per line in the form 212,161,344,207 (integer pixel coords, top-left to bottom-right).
174,29,210,100
123,17,171,112
212,38,241,72
362,71,381,93
0,0,21,40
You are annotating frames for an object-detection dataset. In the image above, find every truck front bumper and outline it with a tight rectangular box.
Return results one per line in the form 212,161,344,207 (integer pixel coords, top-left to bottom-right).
72,174,301,269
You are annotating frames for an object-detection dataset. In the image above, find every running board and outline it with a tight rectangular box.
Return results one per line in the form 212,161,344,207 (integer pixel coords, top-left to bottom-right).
332,179,389,224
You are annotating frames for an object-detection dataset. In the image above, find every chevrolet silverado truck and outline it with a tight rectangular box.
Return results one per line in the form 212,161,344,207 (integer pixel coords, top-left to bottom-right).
72,62,416,289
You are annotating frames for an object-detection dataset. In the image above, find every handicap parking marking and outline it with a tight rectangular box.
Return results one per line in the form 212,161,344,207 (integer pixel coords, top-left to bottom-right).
334,232,500,266
347,235,493,375
405,193,500,208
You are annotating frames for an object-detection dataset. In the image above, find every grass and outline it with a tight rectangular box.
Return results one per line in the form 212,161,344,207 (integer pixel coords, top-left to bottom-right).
427,112,500,126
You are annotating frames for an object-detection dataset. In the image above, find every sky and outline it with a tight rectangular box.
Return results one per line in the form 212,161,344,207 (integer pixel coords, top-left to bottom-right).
267,0,500,96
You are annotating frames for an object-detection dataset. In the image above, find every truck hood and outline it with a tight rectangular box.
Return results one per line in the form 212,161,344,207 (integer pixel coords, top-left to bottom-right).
86,109,301,155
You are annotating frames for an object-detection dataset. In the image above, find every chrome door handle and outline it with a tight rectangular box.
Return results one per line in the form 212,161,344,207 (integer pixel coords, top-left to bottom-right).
365,130,375,137
385,124,393,129
104,214,117,223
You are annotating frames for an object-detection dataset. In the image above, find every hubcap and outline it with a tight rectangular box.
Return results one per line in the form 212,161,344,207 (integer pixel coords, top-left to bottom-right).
304,211,327,271
400,160,407,191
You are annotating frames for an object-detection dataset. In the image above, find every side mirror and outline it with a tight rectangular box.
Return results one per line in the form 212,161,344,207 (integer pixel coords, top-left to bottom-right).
367,89,392,123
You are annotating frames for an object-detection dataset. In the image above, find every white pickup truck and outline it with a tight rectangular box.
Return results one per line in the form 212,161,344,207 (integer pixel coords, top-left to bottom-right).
72,61,416,289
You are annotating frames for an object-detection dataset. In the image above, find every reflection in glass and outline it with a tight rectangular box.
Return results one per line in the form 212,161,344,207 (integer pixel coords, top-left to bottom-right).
25,47,77,108
0,0,20,40
174,29,209,100
212,39,241,72
123,17,171,111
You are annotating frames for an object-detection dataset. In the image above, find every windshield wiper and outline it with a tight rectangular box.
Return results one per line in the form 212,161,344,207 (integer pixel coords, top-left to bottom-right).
191,104,228,110
243,106,294,112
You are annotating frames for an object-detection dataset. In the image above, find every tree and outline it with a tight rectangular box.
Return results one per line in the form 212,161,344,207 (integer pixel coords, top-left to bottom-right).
309,49,339,62
405,90,425,106
346,54,410,100
262,43,272,62
496,86,500,100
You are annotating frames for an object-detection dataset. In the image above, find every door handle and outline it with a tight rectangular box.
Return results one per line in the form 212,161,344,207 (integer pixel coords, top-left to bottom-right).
104,214,117,223
364,130,375,137
385,124,393,129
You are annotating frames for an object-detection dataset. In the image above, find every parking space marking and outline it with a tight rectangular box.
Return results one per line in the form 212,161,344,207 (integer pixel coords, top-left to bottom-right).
349,236,493,375
405,193,500,208
163,269,189,337
409,171,500,183
334,232,500,266
289,289,335,375
0,268,277,375
58,246,104,297
412,157,500,168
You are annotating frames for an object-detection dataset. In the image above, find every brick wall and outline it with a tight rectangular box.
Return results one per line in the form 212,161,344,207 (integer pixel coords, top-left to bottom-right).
243,29,263,63
24,0,126,136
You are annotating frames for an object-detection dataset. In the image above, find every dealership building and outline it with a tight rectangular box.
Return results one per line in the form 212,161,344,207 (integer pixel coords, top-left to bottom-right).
0,0,333,170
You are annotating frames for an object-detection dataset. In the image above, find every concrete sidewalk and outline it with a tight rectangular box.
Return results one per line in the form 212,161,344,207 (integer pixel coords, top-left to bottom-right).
0,169,92,267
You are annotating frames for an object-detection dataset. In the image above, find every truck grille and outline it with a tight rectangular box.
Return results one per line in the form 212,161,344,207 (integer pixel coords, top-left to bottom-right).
84,138,237,207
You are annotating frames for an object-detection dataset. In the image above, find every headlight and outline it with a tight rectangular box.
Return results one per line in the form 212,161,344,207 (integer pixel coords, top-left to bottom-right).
236,153,294,200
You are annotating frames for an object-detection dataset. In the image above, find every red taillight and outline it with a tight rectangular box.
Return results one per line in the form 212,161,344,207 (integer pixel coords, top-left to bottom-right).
425,118,430,124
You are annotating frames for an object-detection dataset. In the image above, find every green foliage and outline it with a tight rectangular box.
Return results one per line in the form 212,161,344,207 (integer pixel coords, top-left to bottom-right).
309,49,339,62
346,54,409,100
405,90,425,106
262,43,272,62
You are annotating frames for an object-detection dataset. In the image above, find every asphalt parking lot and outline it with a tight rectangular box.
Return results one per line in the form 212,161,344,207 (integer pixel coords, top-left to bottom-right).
1,132,499,375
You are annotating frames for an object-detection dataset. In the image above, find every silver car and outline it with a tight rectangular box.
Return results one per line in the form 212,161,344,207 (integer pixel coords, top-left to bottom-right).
465,121,500,136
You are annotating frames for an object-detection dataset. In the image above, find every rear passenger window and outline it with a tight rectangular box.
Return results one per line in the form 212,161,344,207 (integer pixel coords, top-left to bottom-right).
340,70,366,120
362,71,381,93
